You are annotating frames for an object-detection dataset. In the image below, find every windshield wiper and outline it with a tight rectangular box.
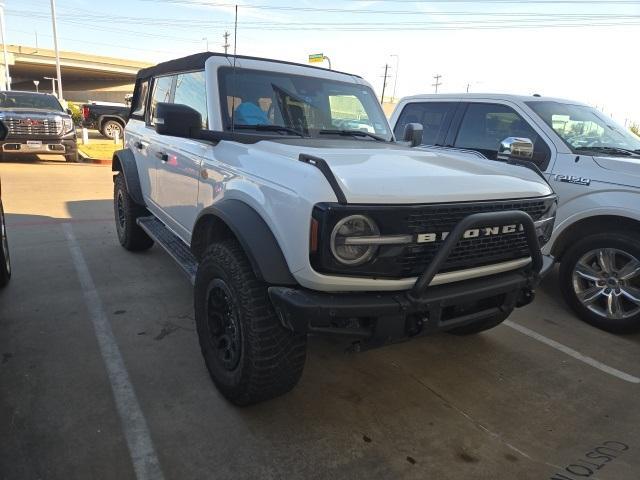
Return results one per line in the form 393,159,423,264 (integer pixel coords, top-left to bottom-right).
318,129,387,142
232,124,306,137
574,146,637,156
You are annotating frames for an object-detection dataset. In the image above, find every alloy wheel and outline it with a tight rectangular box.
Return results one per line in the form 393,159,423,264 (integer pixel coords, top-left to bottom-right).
572,248,640,320
104,122,122,139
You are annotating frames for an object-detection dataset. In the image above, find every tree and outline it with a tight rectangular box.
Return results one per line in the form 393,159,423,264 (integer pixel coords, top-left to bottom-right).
631,123,640,137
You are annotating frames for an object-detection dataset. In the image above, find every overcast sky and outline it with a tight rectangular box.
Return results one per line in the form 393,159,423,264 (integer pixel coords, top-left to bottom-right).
7,0,640,125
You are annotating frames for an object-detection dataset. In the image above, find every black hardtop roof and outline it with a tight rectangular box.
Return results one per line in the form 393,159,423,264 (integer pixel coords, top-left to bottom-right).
136,52,362,80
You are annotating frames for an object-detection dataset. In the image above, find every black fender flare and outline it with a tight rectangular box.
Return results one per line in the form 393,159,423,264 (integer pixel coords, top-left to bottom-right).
192,200,297,286
112,148,145,206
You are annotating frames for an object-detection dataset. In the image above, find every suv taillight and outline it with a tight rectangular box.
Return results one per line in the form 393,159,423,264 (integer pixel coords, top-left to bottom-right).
81,105,89,120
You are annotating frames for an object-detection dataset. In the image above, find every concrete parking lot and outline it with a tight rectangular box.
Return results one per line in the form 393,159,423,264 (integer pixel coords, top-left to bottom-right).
1,158,639,480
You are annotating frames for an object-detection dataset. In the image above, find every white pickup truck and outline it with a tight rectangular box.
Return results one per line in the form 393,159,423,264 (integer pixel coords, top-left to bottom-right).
390,94,640,333
113,54,554,405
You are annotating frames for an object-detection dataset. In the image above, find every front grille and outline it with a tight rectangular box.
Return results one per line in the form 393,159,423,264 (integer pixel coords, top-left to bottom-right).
2,117,62,136
312,196,554,279
398,198,548,276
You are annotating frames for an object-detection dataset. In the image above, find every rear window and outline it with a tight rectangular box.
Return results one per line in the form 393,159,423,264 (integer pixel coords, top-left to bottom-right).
0,92,63,111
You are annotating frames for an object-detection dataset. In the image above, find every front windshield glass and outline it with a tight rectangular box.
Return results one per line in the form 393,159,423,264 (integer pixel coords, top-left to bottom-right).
526,101,640,154
218,67,392,141
0,92,63,111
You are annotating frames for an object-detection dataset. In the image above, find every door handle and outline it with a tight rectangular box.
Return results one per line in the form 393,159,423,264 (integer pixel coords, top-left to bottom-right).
134,141,148,150
156,151,169,162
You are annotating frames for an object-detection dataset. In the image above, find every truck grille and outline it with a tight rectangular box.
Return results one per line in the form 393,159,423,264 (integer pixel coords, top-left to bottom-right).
398,198,548,276
2,117,62,136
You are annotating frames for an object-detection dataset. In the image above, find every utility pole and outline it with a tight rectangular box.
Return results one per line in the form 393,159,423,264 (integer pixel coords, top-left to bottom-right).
390,54,399,102
381,63,390,104
466,83,470,93
223,31,230,54
202,37,209,51
0,2,10,91
432,74,442,94
50,0,63,100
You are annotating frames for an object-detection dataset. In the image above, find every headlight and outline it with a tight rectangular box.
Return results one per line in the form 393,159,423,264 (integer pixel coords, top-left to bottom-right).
330,215,380,266
63,116,74,133
534,199,557,246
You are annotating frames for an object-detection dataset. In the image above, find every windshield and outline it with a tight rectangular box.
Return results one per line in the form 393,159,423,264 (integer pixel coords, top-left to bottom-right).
527,101,640,154
218,67,392,141
0,92,63,111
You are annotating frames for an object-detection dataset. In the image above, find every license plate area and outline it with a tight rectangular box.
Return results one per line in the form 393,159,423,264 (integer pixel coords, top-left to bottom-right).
26,141,43,149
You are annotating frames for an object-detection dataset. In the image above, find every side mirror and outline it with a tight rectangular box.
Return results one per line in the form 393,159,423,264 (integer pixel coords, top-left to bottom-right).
154,102,202,138
402,122,424,147
497,137,534,161
66,108,73,115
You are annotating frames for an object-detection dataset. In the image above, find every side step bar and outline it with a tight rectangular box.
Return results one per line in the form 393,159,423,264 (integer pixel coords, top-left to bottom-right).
137,216,197,284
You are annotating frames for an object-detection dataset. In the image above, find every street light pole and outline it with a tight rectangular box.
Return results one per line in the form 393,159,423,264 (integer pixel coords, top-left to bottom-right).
50,0,63,100
44,76,56,94
0,2,11,91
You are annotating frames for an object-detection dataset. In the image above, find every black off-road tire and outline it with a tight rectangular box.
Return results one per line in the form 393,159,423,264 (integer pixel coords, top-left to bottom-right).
113,173,153,251
0,202,11,288
65,151,78,163
195,239,307,406
560,233,640,334
447,310,510,335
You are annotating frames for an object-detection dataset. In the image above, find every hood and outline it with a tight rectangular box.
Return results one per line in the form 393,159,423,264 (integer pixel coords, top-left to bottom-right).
0,108,68,117
592,155,640,184
255,139,553,204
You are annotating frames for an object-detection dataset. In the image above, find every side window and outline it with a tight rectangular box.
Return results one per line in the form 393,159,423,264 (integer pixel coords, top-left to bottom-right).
329,95,374,133
174,71,208,128
131,80,149,118
454,103,549,166
393,102,455,145
148,75,174,124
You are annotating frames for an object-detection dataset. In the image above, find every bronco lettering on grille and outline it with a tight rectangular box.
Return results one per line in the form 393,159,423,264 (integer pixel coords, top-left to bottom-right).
416,224,524,243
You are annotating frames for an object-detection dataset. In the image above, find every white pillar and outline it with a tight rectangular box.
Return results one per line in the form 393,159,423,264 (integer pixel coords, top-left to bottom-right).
50,0,63,100
0,2,11,91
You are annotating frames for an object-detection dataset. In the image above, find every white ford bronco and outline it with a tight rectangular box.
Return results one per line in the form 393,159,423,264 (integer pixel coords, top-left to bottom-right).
113,53,555,405
390,94,640,333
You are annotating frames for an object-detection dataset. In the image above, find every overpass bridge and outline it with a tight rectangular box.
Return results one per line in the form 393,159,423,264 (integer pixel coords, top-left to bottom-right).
1,44,152,103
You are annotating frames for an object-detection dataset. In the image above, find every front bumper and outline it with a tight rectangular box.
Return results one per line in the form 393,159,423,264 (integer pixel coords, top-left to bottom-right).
270,255,552,348
271,210,553,349
1,130,77,155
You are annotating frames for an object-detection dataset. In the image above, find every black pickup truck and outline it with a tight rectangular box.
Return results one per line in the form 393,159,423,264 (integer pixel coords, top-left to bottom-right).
81,102,129,139
0,91,78,162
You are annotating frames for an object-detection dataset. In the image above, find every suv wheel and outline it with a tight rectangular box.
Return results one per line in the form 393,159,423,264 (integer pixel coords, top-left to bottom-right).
113,173,153,251
0,202,11,288
65,151,78,163
102,120,124,140
560,233,640,333
195,239,307,405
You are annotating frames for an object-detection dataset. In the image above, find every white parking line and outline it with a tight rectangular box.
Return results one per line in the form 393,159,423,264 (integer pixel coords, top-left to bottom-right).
62,223,165,480
504,320,640,384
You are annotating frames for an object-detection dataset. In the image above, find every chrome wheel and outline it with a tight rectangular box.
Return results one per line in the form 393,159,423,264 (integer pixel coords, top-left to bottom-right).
104,121,123,139
572,248,640,320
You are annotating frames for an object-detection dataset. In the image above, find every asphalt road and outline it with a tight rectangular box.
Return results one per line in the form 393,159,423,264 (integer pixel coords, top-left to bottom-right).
1,157,639,480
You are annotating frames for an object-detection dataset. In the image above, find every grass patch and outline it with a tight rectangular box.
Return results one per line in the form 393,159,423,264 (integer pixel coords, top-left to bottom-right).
78,142,121,160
